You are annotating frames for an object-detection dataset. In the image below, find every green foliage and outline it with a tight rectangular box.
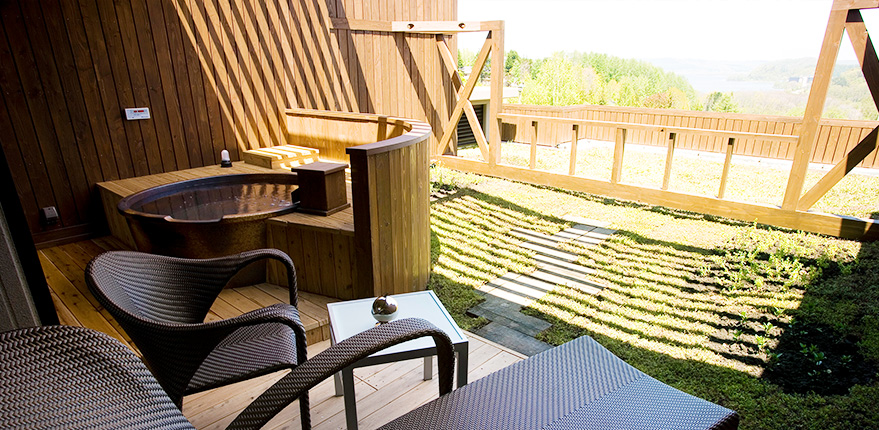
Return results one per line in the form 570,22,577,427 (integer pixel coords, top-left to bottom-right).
457,48,490,84
512,51,698,109
704,92,740,113
504,50,519,75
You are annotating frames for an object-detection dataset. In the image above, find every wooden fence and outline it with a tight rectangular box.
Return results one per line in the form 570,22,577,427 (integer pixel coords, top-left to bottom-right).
437,108,879,240
501,104,879,169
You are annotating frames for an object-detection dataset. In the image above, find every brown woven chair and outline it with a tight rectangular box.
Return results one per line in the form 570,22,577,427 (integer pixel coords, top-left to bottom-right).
0,325,196,429
0,321,455,430
85,249,449,429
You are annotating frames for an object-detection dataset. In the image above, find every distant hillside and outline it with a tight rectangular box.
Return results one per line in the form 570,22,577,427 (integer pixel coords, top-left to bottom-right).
730,58,876,120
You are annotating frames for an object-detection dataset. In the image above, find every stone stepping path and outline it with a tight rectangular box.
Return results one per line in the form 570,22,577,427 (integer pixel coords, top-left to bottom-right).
469,216,616,356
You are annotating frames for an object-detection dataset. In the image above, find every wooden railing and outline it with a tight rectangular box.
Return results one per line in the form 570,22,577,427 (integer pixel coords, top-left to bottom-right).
500,104,879,169
500,113,799,199
436,111,879,240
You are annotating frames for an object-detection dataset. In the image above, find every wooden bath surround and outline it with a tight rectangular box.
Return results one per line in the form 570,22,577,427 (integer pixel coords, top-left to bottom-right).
97,109,432,301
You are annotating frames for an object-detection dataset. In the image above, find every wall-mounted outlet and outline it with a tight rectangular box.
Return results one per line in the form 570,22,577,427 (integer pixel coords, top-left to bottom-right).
40,206,59,226
124,107,151,120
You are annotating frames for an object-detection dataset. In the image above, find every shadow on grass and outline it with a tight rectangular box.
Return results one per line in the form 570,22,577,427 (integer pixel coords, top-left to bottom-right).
426,188,572,331
527,228,879,430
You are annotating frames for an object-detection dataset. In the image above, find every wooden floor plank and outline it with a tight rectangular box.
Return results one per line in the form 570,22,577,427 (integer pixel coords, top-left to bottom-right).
39,252,130,346
216,289,264,314
41,238,526,430
49,290,80,326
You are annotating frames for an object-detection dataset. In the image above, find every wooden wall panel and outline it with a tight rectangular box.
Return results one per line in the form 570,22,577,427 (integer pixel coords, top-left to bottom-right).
0,0,455,245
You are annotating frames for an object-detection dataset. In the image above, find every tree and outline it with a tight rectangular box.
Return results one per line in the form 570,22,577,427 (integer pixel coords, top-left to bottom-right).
704,92,740,113
505,50,520,75
518,53,588,105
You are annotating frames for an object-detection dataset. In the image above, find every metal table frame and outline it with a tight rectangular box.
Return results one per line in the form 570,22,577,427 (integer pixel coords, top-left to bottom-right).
327,291,469,430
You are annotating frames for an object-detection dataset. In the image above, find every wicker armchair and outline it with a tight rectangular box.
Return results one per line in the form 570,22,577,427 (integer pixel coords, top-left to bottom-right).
0,325,196,429
0,321,455,430
84,249,452,429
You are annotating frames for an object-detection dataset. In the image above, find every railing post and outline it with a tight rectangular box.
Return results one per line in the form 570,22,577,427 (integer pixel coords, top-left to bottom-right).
488,23,505,166
568,124,580,175
611,128,627,184
529,120,538,169
662,132,676,190
718,137,736,199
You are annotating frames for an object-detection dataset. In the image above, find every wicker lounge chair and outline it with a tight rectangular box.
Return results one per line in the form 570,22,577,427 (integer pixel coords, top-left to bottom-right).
379,334,740,430
0,321,454,429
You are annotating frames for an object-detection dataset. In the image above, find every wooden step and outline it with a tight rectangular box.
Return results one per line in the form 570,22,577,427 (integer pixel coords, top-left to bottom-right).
242,144,320,169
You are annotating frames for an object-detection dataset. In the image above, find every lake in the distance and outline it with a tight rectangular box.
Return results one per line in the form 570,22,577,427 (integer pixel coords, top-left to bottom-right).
645,58,780,94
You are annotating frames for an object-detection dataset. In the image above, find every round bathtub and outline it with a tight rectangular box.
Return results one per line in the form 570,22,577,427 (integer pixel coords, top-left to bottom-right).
117,173,300,259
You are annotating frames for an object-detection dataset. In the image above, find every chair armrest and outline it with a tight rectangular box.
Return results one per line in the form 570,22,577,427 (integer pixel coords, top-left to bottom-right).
153,303,306,340
232,249,299,306
227,318,455,430
134,303,308,380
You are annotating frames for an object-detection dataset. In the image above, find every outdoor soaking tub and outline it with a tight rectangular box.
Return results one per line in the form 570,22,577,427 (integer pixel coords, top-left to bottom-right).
116,173,300,259
98,108,432,299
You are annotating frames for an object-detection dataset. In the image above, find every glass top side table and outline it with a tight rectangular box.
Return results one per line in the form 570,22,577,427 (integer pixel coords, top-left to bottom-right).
327,290,469,430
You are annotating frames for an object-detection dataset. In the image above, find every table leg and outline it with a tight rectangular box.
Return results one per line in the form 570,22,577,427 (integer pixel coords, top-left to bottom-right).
456,343,469,387
423,355,433,380
334,371,344,397
343,368,358,430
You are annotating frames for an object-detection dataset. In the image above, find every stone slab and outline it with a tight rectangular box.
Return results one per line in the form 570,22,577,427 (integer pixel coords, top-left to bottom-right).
473,321,553,357
467,306,552,338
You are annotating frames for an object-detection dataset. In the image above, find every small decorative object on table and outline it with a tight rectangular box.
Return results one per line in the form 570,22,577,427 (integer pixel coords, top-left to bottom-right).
371,295,399,324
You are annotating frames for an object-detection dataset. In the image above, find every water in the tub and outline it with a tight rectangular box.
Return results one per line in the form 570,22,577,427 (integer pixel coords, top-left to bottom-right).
136,183,299,221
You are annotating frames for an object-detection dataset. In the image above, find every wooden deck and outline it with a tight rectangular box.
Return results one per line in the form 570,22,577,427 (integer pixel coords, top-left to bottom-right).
39,237,526,429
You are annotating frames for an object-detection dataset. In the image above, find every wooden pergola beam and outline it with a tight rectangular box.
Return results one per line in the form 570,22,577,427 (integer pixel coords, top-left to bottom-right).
833,0,879,10
330,19,503,33
799,126,879,209
794,7,879,210
488,21,504,165
782,7,848,210
392,20,503,33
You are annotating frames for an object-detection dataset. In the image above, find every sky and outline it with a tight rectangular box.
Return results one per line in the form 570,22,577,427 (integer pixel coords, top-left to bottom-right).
456,0,879,63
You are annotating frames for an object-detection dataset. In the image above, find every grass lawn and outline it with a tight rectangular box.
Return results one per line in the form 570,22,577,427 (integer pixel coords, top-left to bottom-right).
427,163,879,430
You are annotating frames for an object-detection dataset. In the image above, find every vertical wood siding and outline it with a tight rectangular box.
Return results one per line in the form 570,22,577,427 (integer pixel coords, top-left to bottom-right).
0,0,454,244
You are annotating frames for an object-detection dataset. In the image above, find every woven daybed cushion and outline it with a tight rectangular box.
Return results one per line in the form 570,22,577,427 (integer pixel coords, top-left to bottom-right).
380,335,739,430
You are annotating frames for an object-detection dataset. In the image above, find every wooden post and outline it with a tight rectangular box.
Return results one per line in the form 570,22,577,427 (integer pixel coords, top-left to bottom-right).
488,23,505,166
782,7,848,210
529,121,538,169
568,124,580,175
662,132,676,190
795,9,879,210
611,128,627,184
718,138,736,199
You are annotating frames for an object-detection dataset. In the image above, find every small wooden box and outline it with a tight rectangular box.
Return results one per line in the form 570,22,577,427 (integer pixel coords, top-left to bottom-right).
242,145,320,169
292,162,350,216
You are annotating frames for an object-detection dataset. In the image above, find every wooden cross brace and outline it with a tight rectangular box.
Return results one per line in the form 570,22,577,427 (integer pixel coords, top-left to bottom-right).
784,1,879,211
